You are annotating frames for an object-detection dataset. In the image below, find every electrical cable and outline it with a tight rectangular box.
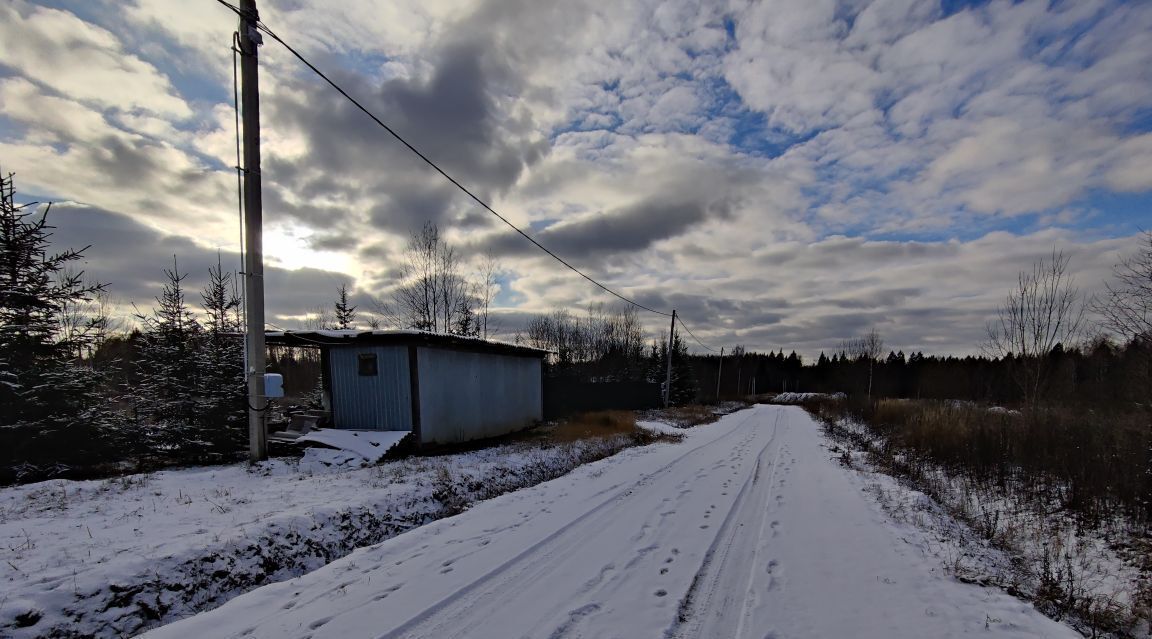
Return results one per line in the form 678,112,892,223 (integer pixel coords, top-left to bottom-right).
231,29,249,376
253,20,674,319
677,318,719,353
216,0,726,353
212,0,241,15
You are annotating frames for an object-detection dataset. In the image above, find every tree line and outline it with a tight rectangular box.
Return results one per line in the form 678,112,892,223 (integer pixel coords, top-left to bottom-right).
3,162,1149,484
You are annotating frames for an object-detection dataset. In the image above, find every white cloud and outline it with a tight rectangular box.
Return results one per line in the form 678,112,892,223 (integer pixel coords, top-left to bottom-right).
0,1,191,118
2,0,1150,357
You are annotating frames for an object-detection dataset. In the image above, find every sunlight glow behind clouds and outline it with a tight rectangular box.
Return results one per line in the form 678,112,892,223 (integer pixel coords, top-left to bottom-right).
2,0,1150,356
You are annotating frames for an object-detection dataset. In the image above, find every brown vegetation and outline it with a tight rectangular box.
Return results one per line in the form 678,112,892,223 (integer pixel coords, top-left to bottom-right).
816,397,1150,530
807,395,1152,635
549,410,643,442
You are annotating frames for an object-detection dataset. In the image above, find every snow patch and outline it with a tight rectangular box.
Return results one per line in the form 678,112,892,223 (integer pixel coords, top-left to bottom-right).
295,429,410,463
771,391,846,403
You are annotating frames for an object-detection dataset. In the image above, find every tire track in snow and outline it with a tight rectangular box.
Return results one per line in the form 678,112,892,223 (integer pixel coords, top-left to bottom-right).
374,408,763,639
668,408,787,639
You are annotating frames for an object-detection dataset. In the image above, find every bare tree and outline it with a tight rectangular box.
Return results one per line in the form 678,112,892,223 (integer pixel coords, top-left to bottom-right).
1093,231,1152,344
475,253,501,339
303,304,334,330
840,328,884,399
985,249,1085,407
375,222,475,334
56,269,121,360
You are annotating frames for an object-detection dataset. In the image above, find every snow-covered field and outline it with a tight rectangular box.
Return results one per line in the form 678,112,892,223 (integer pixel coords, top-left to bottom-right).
144,405,1078,639
0,433,646,637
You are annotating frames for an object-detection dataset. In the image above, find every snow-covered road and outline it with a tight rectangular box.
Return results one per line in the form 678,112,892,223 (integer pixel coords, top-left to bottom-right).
145,405,1077,638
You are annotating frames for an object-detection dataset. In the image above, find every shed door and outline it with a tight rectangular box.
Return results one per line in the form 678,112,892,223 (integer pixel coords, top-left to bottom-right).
328,346,412,430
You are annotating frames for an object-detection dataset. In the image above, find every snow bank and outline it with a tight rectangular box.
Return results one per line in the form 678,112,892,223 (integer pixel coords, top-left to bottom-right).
141,405,1079,639
635,420,682,436
0,435,640,637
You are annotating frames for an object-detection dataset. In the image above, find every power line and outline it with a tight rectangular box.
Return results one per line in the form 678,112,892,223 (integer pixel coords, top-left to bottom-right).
231,29,248,377
678,317,719,353
212,0,241,14
252,20,674,319
213,1,724,353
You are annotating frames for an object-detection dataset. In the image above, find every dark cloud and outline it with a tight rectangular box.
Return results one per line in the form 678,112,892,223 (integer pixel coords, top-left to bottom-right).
829,287,923,310
479,195,733,260
262,23,547,241
44,203,353,324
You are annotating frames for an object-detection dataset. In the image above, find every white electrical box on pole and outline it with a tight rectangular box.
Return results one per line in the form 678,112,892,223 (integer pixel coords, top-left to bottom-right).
663,310,676,408
239,0,267,461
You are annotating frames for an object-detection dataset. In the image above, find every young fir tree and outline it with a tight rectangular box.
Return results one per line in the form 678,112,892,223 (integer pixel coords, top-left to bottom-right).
668,332,698,406
0,170,116,478
334,283,356,330
134,258,203,456
453,299,479,337
194,254,246,458
644,333,698,406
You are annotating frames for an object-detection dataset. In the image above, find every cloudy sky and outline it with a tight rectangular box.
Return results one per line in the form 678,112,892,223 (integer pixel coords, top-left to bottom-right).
2,0,1150,358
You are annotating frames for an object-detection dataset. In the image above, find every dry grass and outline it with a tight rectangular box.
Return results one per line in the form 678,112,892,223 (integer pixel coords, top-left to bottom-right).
549,410,643,443
656,405,720,428
809,397,1152,635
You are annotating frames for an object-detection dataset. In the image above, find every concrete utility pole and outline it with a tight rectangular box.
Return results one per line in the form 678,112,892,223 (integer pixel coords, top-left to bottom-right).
715,346,724,403
239,0,267,461
663,310,676,408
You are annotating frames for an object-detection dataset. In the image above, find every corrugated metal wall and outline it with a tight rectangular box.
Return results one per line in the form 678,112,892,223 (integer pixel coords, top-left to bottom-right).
329,346,412,431
416,347,542,444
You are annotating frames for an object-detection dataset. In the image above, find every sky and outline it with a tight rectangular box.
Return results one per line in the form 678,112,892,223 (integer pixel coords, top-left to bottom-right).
1,0,1150,358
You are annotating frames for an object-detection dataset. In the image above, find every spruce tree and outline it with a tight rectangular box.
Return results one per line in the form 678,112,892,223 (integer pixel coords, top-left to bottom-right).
669,332,698,406
134,258,203,456
0,170,115,478
195,255,246,458
334,283,356,330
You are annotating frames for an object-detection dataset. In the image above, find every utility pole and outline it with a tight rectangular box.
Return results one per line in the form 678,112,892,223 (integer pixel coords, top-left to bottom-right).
663,310,676,408
239,0,267,461
715,346,724,403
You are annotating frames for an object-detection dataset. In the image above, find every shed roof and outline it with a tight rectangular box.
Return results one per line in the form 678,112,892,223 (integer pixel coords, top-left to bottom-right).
265,329,550,358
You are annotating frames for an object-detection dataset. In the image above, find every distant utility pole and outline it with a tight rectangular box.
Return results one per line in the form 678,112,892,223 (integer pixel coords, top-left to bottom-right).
239,0,267,461
663,310,676,408
715,346,724,403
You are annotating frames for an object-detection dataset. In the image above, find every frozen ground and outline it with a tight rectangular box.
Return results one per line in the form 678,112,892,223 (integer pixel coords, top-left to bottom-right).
145,405,1078,639
0,433,642,637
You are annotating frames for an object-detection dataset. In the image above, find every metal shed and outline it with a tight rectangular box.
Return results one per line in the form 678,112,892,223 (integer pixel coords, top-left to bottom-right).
265,330,548,446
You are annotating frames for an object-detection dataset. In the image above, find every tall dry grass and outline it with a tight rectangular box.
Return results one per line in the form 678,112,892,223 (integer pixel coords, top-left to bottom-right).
861,399,1151,529
807,395,1152,635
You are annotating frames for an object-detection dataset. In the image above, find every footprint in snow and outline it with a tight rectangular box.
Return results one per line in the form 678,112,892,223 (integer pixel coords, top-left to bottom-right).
308,617,332,630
